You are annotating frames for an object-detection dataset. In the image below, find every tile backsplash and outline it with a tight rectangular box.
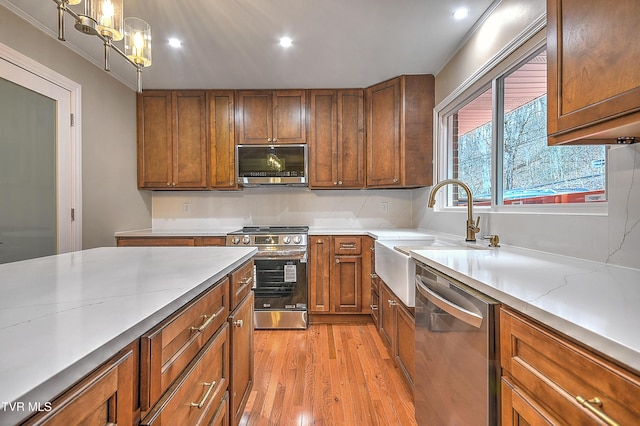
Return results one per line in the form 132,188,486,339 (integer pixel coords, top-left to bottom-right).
152,188,413,230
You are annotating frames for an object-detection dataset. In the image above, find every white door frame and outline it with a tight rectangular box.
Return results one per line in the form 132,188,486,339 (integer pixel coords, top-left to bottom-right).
0,42,82,253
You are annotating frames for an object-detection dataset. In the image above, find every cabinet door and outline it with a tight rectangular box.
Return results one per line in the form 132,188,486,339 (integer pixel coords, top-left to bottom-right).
172,91,207,188
332,255,362,313
23,348,134,426
337,89,364,188
273,90,306,144
360,236,374,315
547,0,640,144
137,91,173,189
308,236,331,312
395,302,415,388
501,377,557,426
379,282,395,348
366,78,401,187
208,91,237,189
228,292,254,426
309,90,338,188
236,90,273,144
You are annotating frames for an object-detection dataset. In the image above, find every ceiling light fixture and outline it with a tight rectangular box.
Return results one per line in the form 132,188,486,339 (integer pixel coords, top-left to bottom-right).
453,7,469,20
168,38,182,48
279,37,293,48
53,0,152,92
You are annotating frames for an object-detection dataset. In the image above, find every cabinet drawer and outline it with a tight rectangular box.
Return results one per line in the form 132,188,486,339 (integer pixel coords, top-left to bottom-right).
141,278,229,411
229,260,254,310
116,237,195,247
501,307,640,425
333,236,361,255
141,324,229,426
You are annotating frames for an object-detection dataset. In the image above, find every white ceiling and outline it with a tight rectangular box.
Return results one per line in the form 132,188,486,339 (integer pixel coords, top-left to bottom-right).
4,0,498,90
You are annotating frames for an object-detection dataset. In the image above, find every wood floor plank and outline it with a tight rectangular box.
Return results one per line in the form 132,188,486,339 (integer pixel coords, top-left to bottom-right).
241,324,416,426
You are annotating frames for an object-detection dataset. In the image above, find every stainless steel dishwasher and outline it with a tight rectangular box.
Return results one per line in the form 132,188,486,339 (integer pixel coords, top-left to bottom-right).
414,261,500,425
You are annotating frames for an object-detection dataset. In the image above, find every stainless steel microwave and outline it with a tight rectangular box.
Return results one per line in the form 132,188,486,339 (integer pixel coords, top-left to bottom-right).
236,144,308,186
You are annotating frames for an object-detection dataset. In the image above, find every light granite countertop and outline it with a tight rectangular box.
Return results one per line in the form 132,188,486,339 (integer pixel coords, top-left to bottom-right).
112,227,640,375
0,246,256,426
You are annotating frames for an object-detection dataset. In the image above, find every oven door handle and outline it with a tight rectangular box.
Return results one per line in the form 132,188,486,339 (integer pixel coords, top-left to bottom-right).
415,275,483,328
253,253,307,261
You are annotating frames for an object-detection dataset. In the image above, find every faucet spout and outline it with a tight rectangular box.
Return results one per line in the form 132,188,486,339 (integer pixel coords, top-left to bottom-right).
427,179,480,242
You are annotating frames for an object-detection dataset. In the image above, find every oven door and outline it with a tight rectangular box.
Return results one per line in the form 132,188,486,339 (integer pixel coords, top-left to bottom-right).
253,257,307,311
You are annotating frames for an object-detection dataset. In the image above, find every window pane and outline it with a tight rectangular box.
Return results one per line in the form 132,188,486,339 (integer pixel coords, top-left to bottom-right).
502,51,606,205
450,86,492,206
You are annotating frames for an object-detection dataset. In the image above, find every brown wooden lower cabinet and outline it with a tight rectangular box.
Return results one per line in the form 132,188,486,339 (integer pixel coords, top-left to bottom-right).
116,236,226,247
22,258,254,426
22,346,135,426
379,280,415,388
141,324,229,426
308,235,373,322
501,307,640,425
228,292,254,426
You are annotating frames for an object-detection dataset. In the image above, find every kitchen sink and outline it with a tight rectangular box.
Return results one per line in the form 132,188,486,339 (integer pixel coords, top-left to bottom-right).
374,237,491,307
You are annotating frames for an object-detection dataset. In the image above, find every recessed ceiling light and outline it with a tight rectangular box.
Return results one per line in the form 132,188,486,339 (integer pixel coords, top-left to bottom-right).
279,37,293,48
168,38,182,48
453,7,469,20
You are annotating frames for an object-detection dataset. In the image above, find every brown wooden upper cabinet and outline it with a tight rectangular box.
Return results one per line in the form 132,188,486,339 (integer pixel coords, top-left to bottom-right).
309,89,365,188
365,74,434,188
235,90,306,145
547,0,640,145
207,91,237,189
137,91,207,189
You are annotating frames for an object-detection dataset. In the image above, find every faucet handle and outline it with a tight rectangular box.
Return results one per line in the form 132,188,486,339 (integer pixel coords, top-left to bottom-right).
469,216,480,233
483,234,500,247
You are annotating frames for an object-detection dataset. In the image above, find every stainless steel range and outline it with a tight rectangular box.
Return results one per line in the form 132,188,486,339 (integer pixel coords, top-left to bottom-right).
226,226,308,329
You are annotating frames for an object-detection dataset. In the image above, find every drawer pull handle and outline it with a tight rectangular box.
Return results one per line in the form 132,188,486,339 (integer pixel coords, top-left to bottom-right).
234,319,244,328
190,313,217,333
241,276,253,286
340,243,356,249
370,304,378,311
576,396,620,426
190,381,216,409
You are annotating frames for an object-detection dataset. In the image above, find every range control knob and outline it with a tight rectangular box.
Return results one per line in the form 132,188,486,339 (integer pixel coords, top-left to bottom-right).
231,236,240,245
283,236,291,244
242,236,251,245
293,235,302,244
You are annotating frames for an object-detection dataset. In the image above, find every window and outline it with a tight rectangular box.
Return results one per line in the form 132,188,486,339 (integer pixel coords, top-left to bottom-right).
442,48,606,207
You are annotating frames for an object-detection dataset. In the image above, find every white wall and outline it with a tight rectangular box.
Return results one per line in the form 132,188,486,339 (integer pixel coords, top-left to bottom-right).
416,0,640,269
0,5,151,248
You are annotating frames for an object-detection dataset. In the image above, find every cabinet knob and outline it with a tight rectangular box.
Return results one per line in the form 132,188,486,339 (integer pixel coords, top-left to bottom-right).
316,239,324,244
334,182,338,185
273,138,277,142
233,319,244,328
335,259,340,264
267,138,272,142
393,178,399,183
371,273,378,279
338,181,343,185
167,182,171,186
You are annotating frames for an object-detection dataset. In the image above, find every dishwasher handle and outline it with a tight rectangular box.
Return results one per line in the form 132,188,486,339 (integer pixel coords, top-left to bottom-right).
416,275,483,328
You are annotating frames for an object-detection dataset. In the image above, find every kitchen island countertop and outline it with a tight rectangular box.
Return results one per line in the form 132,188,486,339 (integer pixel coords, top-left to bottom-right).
0,246,256,425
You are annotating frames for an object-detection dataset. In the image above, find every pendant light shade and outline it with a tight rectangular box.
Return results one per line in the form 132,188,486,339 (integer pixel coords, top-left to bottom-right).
91,0,123,40
125,17,152,67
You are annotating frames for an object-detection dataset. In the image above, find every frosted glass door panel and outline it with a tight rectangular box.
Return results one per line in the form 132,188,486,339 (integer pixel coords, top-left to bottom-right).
0,77,56,264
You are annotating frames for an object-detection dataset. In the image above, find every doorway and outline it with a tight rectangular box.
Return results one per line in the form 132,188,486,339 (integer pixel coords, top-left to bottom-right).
0,43,81,264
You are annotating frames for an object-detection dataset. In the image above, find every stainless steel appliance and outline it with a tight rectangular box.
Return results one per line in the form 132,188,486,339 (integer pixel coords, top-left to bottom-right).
226,226,308,329
414,261,499,425
235,144,308,187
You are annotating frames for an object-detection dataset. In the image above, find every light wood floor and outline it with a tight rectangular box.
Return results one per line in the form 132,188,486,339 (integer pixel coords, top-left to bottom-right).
240,323,417,426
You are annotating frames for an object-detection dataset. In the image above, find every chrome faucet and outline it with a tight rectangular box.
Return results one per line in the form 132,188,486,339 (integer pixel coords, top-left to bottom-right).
427,179,480,242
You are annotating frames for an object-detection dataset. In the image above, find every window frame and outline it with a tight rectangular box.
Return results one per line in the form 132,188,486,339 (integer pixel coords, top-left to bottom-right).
433,39,608,216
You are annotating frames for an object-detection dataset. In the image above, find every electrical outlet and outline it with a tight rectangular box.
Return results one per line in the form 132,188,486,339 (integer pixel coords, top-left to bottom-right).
380,202,389,213
183,203,191,214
